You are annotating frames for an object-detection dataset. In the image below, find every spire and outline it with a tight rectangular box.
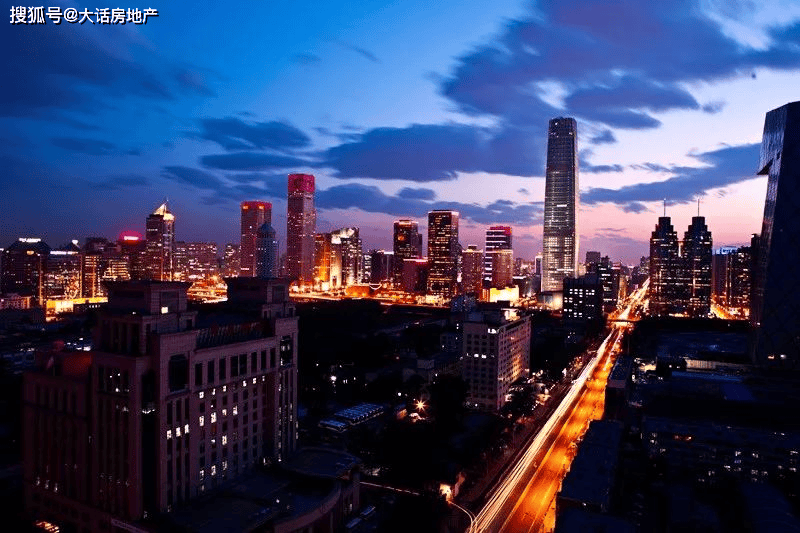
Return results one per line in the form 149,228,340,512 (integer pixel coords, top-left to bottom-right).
152,201,174,221
663,198,667,217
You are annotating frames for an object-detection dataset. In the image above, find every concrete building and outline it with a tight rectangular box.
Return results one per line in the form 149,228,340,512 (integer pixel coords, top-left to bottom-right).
462,307,530,411
23,278,298,532
461,245,483,297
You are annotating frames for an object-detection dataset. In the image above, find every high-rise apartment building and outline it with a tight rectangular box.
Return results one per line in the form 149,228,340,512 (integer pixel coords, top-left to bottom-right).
313,228,362,288
240,201,272,277
462,307,530,411
751,101,800,366
682,216,713,318
1,238,50,304
174,242,218,282
393,220,423,282
222,243,240,277
255,224,279,279
23,278,298,531
286,174,316,283
144,202,175,281
427,211,460,298
368,250,393,284
461,245,484,296
542,118,579,294
649,217,680,316
484,226,512,283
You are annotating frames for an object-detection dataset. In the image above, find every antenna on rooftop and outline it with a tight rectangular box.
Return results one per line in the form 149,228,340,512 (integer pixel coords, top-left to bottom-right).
663,198,667,217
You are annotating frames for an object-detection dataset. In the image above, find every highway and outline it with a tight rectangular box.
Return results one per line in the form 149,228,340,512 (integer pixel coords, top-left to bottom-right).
468,282,648,533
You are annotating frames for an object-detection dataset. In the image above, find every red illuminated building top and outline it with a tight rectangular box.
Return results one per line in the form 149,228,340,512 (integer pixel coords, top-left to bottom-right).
288,173,315,194
241,200,272,211
490,225,512,235
118,230,144,243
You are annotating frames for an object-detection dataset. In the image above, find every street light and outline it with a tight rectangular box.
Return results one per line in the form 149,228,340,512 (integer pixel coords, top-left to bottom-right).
416,400,426,412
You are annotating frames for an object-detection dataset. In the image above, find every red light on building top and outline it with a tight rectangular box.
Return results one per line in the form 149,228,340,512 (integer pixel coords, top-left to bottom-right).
490,225,512,235
118,230,144,243
288,173,315,194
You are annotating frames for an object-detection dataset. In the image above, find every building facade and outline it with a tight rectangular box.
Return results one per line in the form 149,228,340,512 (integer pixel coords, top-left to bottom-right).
682,216,713,317
461,245,484,296
489,248,514,289
751,101,800,366
427,210,460,298
649,217,680,316
1,238,50,304
255,224,279,279
23,278,298,532
542,117,579,294
144,202,176,282
286,174,316,284
462,307,531,411
240,201,272,277
484,226,512,283
392,220,423,282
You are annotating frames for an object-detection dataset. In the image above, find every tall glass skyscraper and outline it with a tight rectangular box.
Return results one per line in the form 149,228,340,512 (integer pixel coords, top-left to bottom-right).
427,210,459,297
542,117,579,294
144,202,175,281
484,225,512,283
286,174,316,283
751,101,800,366
393,219,423,282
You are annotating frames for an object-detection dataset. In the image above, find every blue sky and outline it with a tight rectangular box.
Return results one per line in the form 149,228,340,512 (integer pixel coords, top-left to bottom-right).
3,0,800,263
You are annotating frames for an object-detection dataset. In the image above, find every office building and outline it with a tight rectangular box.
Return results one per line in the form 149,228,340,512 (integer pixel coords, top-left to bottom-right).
44,241,82,300
649,217,680,316
393,220,423,282
255,224,279,279
286,174,316,283
427,210,460,298
462,307,530,411
461,245,484,296
313,229,362,289
585,251,601,269
751,101,800,365
1,238,50,304
402,258,428,294
368,249,393,284
490,248,514,289
174,242,218,282
222,243,240,277
563,273,603,329
682,216,713,318
484,226,512,283
23,278,298,531
240,201,271,277
117,231,147,281
144,202,176,281
542,117,579,294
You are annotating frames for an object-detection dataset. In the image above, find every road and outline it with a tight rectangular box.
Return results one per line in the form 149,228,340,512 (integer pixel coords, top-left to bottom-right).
468,283,647,533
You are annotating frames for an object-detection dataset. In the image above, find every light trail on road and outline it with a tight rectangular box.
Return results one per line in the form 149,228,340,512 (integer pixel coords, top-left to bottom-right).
468,283,648,533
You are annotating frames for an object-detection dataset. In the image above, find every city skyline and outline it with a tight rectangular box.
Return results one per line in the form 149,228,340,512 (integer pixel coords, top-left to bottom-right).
5,1,800,263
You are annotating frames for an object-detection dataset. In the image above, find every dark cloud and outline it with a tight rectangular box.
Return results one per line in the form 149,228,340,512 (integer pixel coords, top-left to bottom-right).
440,0,800,131
293,53,322,65
580,148,624,173
583,143,760,207
195,118,311,151
336,40,380,63
589,129,616,145
702,101,726,114
51,137,117,156
161,166,224,190
518,188,530,195
323,123,543,181
3,22,215,118
200,152,310,171
396,187,437,200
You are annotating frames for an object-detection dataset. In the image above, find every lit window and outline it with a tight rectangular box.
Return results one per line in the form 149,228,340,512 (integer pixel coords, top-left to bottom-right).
198,391,204,399
175,427,181,437
242,380,247,388
222,435,228,446
210,412,217,424
223,460,228,471
252,377,257,385
199,469,205,480
233,406,238,416
199,416,204,427
222,385,227,392
184,423,190,434
222,409,227,417
166,429,172,440
161,306,169,314
211,465,217,476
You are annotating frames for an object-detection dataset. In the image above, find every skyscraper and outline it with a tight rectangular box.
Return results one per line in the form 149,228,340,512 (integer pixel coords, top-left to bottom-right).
490,248,514,289
393,219,423,281
542,117,579,294
286,174,316,283
751,101,800,366
144,202,175,281
1,238,50,304
240,201,272,277
649,216,680,316
427,210,459,298
255,223,279,278
461,245,484,296
682,216,713,317
484,226,512,283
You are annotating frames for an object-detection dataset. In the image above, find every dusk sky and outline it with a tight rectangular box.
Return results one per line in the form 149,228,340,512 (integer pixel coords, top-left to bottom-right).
3,0,800,263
